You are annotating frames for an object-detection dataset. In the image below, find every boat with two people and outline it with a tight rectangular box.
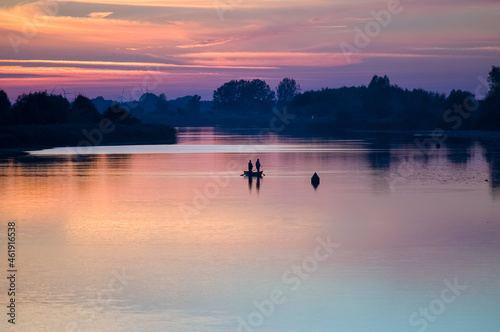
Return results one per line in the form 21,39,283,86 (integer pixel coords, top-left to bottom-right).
242,159,264,177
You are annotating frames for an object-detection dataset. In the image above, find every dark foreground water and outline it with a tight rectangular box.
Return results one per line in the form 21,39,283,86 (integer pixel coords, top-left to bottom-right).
1,128,499,331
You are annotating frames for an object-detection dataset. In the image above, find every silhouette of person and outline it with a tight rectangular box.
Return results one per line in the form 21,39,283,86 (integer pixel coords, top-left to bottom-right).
248,160,253,173
255,159,261,172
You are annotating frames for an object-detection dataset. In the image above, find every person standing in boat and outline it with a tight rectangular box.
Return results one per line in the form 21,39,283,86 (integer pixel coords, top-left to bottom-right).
255,159,261,172
248,160,253,173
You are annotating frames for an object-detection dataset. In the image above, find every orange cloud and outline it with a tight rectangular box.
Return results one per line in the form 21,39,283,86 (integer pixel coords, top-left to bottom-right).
0,3,190,52
180,52,360,67
88,12,114,18
177,38,236,49
0,59,277,70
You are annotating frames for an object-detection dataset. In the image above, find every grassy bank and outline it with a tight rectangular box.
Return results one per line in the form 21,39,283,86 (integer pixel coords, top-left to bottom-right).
0,123,176,153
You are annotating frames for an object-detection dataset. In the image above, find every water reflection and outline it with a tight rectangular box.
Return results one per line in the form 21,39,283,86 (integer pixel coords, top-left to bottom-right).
446,137,473,164
366,135,392,169
105,154,131,169
246,174,262,192
490,155,500,198
479,137,500,199
70,155,99,177
1,129,500,331
3,130,500,200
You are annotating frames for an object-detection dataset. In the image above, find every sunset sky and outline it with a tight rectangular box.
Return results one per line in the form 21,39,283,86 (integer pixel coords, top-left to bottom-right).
0,0,499,101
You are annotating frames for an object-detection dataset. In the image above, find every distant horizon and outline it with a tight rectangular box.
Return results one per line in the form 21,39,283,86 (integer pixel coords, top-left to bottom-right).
0,69,495,103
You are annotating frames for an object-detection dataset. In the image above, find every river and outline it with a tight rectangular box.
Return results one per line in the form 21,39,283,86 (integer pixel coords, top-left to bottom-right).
0,128,499,331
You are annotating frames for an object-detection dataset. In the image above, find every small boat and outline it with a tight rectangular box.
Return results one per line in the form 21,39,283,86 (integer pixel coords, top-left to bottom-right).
242,170,264,177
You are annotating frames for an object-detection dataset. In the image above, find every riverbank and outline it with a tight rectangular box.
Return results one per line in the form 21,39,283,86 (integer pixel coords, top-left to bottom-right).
0,123,176,156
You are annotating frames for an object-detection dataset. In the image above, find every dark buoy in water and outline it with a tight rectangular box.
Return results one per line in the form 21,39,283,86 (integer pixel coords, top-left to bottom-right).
436,143,441,149
311,172,320,189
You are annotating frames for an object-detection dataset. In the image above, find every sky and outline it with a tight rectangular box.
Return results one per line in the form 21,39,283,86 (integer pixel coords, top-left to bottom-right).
0,0,499,101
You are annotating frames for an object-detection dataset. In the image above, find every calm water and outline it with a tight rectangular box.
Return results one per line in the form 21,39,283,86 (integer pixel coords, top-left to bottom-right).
1,128,499,332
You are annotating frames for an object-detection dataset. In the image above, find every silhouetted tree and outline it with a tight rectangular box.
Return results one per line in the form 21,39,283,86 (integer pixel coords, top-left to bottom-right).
139,92,159,113
103,104,140,124
187,95,201,113
476,66,500,129
213,80,246,110
0,90,11,125
290,87,366,120
365,75,392,119
13,91,70,124
243,79,275,112
69,95,100,123
154,93,169,113
277,78,300,108
91,96,113,113
369,75,390,90
213,79,275,113
443,89,476,129
446,90,475,109
487,66,500,96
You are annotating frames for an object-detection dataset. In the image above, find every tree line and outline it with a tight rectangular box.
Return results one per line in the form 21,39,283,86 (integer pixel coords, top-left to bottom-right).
212,78,300,114
210,68,500,131
1,66,498,130
0,92,142,126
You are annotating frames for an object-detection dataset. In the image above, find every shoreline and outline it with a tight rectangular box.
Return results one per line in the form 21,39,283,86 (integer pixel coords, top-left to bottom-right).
0,123,177,157
0,139,179,157
2,127,499,158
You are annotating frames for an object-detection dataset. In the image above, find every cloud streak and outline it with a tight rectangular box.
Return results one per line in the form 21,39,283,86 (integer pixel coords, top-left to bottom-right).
88,11,113,18
177,38,236,49
0,0,499,99
0,59,278,70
